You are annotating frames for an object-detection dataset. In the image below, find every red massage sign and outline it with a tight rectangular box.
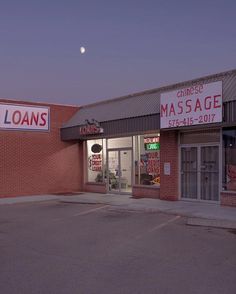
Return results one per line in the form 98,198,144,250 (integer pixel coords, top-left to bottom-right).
160,81,222,129
0,104,50,131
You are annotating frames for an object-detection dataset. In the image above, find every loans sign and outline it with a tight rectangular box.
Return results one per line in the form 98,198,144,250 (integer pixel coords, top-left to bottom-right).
0,104,50,131
160,81,222,129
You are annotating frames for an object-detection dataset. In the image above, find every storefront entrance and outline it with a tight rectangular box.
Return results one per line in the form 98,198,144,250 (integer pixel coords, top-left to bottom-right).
180,145,220,202
108,149,132,194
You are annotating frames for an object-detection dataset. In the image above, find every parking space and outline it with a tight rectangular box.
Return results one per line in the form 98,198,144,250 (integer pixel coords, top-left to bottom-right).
0,201,235,294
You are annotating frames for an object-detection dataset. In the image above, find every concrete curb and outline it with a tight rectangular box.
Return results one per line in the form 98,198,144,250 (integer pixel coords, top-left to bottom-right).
187,218,236,229
0,195,60,205
60,197,236,229
1,194,236,229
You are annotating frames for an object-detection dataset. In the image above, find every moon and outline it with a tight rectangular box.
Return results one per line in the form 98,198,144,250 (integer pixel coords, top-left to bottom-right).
80,46,86,54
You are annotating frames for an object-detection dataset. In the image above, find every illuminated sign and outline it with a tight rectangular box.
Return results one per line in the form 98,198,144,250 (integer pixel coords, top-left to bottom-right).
144,137,159,143
0,104,50,131
144,137,160,150
160,81,222,129
145,143,160,150
79,119,104,136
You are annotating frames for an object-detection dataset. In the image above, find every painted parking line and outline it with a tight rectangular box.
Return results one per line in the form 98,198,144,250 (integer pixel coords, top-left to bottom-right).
72,205,109,217
52,205,109,221
148,215,181,232
135,215,181,240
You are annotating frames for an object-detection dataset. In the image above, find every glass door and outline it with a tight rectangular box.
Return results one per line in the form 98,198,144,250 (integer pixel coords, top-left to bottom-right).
108,150,119,193
108,149,132,194
120,150,132,193
181,145,219,202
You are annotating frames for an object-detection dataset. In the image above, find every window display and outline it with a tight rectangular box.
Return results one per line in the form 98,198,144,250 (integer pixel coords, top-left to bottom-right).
87,135,160,187
135,134,160,185
87,139,105,182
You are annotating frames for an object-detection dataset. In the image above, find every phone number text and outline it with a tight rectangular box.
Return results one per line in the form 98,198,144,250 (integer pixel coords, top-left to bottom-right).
168,114,216,128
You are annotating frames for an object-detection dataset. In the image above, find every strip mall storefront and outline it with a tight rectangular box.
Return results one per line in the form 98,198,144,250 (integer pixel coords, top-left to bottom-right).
1,70,236,207
61,70,236,206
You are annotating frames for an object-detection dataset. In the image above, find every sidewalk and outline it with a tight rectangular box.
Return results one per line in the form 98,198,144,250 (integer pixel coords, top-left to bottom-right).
1,192,236,229
0,195,60,205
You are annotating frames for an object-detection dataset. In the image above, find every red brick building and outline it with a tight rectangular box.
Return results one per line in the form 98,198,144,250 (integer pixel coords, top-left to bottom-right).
0,99,80,197
1,69,236,207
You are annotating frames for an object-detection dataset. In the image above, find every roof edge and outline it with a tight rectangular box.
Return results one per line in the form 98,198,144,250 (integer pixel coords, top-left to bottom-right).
0,98,79,108
79,68,236,110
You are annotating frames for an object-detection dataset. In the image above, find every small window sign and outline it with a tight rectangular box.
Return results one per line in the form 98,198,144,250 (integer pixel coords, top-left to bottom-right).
164,162,171,175
91,144,102,153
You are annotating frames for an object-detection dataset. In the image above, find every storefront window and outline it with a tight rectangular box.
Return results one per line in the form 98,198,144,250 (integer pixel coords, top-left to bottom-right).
135,134,160,186
223,128,236,191
87,139,106,183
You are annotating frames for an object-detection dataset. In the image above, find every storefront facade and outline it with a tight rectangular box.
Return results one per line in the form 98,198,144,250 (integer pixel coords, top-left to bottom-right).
1,69,236,207
83,134,161,196
61,69,236,206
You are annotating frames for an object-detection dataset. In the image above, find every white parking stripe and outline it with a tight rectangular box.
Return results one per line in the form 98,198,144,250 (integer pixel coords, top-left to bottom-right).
148,215,181,232
135,215,181,240
73,205,108,216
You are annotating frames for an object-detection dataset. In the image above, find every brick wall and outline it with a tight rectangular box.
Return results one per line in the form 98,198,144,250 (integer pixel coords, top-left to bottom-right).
84,183,107,193
132,185,160,199
0,99,81,197
221,192,236,207
160,131,179,201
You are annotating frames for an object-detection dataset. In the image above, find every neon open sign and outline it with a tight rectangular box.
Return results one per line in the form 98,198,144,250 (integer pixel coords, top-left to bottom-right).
144,137,160,151
145,143,160,150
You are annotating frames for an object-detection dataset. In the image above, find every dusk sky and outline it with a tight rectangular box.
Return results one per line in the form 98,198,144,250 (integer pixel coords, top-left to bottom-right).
1,0,236,106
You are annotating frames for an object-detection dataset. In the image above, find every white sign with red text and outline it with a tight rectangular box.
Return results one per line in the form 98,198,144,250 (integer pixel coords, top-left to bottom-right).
0,104,50,131
160,81,222,129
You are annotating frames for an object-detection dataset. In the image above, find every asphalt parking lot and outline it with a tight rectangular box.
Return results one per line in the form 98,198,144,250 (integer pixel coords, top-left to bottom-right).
0,201,235,294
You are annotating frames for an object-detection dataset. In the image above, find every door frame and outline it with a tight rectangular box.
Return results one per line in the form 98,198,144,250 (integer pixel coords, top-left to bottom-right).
106,147,133,194
179,143,221,203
